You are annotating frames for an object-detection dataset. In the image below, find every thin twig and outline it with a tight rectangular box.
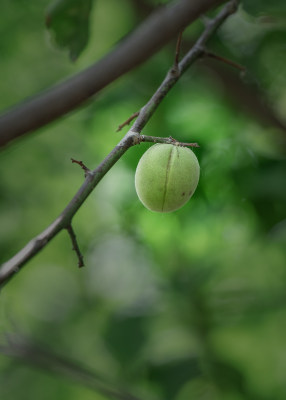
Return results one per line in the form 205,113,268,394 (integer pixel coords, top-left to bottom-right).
174,31,183,67
71,158,90,177
203,50,246,72
140,135,199,147
176,141,200,148
116,112,139,132
0,1,239,287
66,224,84,268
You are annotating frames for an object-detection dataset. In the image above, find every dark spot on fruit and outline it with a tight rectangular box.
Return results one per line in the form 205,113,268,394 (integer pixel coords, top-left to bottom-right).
181,192,185,196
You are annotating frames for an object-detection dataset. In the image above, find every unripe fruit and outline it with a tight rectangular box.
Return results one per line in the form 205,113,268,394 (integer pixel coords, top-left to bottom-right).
135,143,200,213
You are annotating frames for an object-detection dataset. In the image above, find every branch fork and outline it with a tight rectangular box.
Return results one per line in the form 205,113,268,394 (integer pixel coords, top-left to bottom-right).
0,0,239,287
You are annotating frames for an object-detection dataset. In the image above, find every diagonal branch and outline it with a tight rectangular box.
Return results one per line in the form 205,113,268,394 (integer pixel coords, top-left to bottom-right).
130,0,286,139
1,335,142,400
133,0,238,133
0,1,239,288
0,0,226,149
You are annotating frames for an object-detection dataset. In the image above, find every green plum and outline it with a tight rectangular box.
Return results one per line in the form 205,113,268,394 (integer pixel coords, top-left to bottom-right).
135,143,200,213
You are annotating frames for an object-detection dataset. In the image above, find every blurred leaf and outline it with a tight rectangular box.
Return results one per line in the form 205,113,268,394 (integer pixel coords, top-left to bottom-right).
232,158,286,230
242,0,286,17
104,314,147,367
46,0,94,61
148,357,201,400
0,335,139,400
210,359,245,394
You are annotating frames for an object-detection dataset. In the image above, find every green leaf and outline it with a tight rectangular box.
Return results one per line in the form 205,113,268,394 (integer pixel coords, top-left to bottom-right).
46,0,94,61
242,0,286,17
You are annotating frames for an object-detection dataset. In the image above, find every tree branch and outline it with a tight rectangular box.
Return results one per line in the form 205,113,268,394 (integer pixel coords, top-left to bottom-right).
0,1,238,288
0,132,136,287
132,0,238,133
130,0,286,140
1,335,142,400
0,0,226,149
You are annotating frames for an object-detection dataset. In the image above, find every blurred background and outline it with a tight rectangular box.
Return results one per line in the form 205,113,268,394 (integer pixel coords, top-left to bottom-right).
0,0,286,399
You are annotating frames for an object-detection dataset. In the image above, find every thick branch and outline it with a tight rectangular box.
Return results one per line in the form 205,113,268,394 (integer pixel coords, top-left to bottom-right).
0,0,225,149
0,1,238,287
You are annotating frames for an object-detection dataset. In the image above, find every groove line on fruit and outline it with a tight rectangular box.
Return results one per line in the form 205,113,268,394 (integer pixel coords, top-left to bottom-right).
161,146,174,212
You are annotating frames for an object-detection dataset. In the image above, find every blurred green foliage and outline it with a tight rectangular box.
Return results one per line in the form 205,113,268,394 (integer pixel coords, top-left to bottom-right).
46,0,94,61
0,0,286,399
242,0,286,17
